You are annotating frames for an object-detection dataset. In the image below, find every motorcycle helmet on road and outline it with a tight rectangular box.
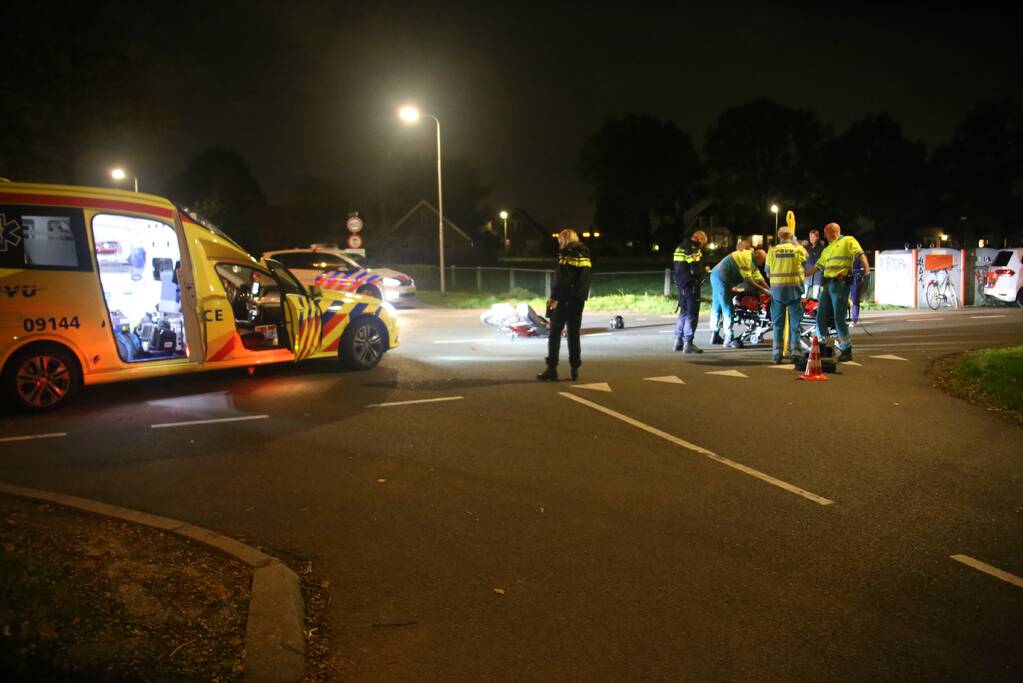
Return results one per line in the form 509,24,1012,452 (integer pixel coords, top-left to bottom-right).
609,315,625,329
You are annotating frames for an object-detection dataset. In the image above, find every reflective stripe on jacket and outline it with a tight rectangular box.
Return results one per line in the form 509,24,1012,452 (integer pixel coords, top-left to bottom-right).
766,243,808,286
713,250,766,289
552,242,592,302
819,235,864,278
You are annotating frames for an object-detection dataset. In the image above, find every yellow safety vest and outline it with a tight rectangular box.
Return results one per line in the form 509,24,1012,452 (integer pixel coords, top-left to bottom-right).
766,242,808,286
819,235,864,278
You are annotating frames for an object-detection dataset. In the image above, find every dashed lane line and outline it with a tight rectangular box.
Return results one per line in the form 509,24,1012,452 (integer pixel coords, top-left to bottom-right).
970,315,1006,319
0,432,67,443
432,338,497,344
559,392,834,506
950,554,1023,589
150,415,270,429
368,396,464,408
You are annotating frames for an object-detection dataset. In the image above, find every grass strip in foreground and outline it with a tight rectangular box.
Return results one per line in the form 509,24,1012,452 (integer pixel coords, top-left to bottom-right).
945,344,1023,420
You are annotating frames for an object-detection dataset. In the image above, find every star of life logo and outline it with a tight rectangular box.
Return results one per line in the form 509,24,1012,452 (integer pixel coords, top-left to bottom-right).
0,214,23,253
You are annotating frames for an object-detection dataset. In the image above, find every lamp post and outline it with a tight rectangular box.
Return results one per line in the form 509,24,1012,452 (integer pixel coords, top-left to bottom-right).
399,105,446,293
770,203,779,231
499,210,509,256
111,167,138,192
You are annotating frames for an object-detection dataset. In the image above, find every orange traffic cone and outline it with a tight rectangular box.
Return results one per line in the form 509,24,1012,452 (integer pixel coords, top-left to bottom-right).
799,335,828,382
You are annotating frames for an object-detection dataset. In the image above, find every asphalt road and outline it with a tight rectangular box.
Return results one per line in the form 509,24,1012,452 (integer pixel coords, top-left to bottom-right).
2,305,1022,681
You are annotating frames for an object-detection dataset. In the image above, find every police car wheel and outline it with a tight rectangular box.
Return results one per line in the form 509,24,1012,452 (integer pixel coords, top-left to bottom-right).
3,344,81,412
357,285,381,299
340,318,385,370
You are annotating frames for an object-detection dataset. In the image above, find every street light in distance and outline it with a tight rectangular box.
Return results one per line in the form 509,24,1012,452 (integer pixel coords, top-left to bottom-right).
499,210,509,255
770,203,779,231
398,104,446,292
111,167,138,193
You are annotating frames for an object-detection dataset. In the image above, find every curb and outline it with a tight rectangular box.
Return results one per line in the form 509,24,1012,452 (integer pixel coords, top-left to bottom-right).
0,482,305,683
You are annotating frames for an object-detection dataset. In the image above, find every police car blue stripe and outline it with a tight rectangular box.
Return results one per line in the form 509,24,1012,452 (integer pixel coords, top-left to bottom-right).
350,303,368,318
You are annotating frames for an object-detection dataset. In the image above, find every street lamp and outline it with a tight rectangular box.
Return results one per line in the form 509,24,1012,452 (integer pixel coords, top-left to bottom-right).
111,167,138,192
399,105,447,293
499,210,509,255
770,204,779,231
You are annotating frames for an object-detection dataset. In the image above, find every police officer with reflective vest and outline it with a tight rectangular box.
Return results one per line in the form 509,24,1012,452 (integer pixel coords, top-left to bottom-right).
537,229,592,381
672,230,708,353
804,222,870,362
710,248,770,348
765,228,808,363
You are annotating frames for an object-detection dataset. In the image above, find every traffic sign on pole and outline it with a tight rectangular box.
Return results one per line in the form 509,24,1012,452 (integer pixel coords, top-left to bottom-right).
346,215,364,233
347,234,363,249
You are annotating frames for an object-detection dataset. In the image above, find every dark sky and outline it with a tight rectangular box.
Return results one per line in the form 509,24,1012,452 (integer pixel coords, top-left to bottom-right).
79,1,1021,227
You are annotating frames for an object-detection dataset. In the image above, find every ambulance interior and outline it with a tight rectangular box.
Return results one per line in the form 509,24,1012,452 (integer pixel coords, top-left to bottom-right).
92,214,189,362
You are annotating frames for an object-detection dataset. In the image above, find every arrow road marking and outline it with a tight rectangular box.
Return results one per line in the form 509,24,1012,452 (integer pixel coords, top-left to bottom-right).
572,382,612,392
869,354,908,361
950,554,1023,589
559,392,834,506
706,369,748,378
643,375,686,384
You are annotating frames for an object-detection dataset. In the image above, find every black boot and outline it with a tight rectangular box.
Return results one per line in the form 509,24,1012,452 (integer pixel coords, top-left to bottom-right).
536,366,559,381
673,337,684,351
711,331,724,345
682,340,703,354
570,367,579,381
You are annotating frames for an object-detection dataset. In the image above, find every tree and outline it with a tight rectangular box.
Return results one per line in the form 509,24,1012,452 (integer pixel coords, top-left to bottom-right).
822,113,927,248
704,99,830,233
166,148,267,250
578,114,704,250
931,101,1023,247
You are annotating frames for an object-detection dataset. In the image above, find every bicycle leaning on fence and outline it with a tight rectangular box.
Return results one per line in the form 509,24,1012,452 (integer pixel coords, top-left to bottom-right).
924,267,959,310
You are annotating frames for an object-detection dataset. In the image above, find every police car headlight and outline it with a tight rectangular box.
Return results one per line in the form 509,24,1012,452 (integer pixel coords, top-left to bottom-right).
382,277,401,287
381,301,397,316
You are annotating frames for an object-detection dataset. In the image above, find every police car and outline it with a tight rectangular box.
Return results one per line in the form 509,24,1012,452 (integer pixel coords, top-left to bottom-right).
262,247,416,302
0,183,399,411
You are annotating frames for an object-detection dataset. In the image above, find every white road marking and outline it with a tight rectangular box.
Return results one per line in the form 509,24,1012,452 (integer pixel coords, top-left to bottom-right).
433,338,496,344
869,354,909,361
970,315,1006,319
843,361,863,366
368,396,464,408
706,369,749,378
151,415,270,429
0,432,67,443
907,317,944,321
767,364,795,370
560,392,833,506
644,375,686,384
587,332,613,337
950,554,1023,589
572,382,612,392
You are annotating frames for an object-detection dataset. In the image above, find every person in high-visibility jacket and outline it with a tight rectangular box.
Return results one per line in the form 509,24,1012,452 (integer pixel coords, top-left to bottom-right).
765,228,808,363
804,222,871,361
672,230,708,353
537,229,592,381
710,247,769,348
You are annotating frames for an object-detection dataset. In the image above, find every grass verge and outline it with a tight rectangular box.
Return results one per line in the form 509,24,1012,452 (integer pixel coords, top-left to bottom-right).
934,345,1023,426
417,289,702,314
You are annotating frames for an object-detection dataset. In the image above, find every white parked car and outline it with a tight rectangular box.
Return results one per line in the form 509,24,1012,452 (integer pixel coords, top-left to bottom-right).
262,247,416,302
983,248,1023,307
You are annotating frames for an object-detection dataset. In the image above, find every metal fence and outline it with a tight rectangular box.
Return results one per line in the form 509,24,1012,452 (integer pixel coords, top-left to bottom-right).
400,265,674,297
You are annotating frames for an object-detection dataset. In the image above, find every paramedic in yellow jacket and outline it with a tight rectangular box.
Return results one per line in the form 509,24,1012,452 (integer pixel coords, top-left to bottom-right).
804,222,870,362
766,228,808,363
709,248,769,348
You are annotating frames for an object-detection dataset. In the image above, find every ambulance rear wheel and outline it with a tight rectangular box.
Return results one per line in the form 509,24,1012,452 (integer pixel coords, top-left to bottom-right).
357,285,381,300
3,343,81,412
340,318,386,370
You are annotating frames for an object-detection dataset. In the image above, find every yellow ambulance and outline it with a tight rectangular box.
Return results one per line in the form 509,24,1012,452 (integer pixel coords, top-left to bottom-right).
0,182,399,411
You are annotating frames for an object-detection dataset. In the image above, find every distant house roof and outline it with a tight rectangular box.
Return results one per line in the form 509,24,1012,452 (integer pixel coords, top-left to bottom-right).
390,200,473,244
